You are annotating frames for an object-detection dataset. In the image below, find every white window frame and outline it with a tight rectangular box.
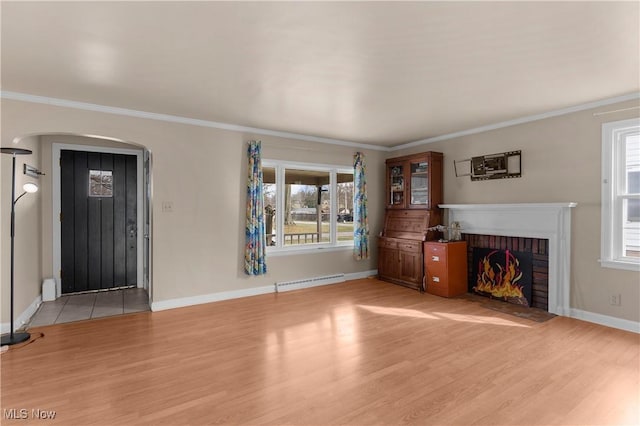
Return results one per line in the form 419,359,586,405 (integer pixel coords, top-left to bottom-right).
263,159,354,256
601,117,640,271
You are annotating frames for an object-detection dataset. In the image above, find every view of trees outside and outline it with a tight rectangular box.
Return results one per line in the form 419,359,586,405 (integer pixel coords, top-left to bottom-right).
337,172,354,217
624,134,639,257
262,170,354,246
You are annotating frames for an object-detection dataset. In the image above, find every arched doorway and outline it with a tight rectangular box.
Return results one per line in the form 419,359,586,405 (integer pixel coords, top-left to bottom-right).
29,133,152,326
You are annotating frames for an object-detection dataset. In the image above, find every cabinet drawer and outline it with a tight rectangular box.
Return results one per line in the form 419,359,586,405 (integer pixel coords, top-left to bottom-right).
398,240,420,252
424,243,446,261
425,262,447,279
378,239,398,249
425,254,446,268
425,270,449,287
426,278,451,297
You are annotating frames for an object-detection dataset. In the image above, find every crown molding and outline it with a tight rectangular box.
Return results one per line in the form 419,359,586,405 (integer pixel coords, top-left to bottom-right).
2,90,639,153
0,91,390,152
390,92,640,151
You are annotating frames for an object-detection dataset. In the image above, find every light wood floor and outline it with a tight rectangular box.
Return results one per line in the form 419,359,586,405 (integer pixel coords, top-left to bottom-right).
2,278,639,425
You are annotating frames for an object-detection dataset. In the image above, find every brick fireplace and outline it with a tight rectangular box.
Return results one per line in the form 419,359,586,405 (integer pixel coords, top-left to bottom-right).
464,234,548,310
439,203,577,316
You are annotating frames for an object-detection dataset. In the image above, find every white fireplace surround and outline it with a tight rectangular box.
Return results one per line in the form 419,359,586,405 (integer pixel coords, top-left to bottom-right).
440,203,577,317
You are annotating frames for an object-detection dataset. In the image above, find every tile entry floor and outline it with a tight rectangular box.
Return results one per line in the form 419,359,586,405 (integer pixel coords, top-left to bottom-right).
27,288,150,328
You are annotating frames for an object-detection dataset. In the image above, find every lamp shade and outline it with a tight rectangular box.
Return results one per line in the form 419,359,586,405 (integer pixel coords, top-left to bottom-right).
22,182,38,193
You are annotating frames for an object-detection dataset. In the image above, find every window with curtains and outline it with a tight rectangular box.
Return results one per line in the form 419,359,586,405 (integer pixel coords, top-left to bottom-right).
601,117,640,271
263,160,354,253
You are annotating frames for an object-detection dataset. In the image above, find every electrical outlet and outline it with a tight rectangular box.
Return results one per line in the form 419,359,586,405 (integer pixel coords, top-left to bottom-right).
609,294,621,306
161,201,173,213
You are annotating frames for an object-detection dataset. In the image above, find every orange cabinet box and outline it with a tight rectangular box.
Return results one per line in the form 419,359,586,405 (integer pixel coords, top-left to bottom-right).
424,241,468,297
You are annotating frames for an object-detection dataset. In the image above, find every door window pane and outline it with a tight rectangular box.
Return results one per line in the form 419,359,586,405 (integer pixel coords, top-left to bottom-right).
410,161,428,205
389,165,404,206
89,170,113,197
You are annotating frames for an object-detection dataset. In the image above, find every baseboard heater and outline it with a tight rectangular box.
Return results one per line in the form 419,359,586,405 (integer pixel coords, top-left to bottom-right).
275,274,345,293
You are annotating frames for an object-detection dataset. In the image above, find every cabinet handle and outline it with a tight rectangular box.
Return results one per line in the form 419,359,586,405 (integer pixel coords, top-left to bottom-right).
431,256,440,261
432,276,440,283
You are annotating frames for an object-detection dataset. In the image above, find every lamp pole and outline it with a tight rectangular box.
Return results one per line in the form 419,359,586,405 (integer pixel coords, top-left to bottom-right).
1,147,34,346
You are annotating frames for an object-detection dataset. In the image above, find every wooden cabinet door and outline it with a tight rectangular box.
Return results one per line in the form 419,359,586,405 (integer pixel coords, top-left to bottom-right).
398,250,422,285
427,152,443,209
407,155,430,209
386,160,406,208
378,246,399,279
386,152,443,211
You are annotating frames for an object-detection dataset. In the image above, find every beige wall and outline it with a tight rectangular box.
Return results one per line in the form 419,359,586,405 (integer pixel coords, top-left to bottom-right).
2,96,638,327
391,99,640,323
1,135,42,329
1,99,384,323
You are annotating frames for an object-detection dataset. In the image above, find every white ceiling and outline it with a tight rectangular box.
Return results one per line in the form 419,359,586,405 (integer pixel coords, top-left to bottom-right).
1,1,638,148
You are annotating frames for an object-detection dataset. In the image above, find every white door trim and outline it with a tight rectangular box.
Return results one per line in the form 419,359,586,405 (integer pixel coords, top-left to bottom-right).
52,143,144,295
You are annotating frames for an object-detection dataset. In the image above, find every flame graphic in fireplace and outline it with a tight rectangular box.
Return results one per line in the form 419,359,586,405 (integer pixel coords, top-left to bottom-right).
473,249,530,306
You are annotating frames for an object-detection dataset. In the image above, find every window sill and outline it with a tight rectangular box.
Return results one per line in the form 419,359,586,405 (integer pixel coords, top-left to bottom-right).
599,259,640,272
267,244,353,257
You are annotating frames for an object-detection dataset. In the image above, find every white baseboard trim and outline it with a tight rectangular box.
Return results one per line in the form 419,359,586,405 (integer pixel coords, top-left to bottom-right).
569,308,640,334
151,285,274,312
151,270,378,312
1,295,42,334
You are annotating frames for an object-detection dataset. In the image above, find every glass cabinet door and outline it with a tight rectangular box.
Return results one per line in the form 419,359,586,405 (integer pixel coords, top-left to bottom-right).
389,164,405,207
409,160,429,207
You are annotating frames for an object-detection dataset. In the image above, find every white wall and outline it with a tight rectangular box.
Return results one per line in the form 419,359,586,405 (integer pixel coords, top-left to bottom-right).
0,99,384,323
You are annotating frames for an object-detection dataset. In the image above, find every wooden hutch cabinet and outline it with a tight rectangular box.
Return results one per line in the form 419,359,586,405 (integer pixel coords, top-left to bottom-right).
386,151,442,210
378,152,443,291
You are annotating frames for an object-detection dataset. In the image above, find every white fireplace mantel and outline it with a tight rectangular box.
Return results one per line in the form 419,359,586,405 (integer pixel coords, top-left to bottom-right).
439,203,577,316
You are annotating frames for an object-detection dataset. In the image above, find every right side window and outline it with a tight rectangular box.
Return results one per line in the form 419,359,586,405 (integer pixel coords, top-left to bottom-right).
601,118,640,270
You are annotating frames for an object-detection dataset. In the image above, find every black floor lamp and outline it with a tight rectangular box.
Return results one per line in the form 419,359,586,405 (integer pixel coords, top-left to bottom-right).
1,147,38,346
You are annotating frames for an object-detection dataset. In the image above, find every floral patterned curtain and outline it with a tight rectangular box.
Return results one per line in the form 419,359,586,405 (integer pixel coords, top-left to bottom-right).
245,140,267,275
353,152,369,260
